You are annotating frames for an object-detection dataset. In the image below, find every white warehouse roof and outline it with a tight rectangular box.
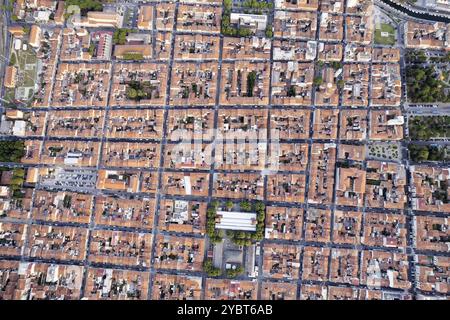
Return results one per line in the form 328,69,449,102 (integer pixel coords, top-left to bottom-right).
215,211,257,231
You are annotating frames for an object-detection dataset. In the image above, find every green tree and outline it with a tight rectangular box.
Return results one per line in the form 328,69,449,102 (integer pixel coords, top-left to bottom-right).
88,43,95,56
224,0,232,9
210,200,219,209
206,207,216,219
9,53,16,66
226,266,244,278
415,69,426,81
254,201,265,212
238,28,252,37
126,87,138,99
240,200,252,212
203,259,222,276
10,176,24,186
257,212,265,223
252,231,263,241
313,76,323,86
12,168,25,179
287,86,296,97
330,61,342,70
0,141,25,163
246,71,257,97
192,83,198,95
210,233,223,244
113,29,129,45
409,144,430,162
265,24,273,38
236,231,245,239
226,230,235,237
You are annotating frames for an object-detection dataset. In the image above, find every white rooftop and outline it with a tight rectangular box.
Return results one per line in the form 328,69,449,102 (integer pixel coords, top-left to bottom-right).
12,120,26,136
215,211,257,231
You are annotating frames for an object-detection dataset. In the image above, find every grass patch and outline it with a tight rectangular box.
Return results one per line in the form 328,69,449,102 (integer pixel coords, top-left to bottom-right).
3,88,16,103
16,48,38,87
374,23,396,46
5,48,38,101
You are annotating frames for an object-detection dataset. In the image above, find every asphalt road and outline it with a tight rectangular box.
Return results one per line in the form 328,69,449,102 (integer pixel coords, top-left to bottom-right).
0,0,10,108
0,0,7,83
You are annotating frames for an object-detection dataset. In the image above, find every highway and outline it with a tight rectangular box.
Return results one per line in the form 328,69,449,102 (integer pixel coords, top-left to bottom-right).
0,0,10,109
379,0,450,23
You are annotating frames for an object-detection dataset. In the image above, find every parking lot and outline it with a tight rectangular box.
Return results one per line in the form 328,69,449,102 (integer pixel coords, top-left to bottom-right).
39,168,98,192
